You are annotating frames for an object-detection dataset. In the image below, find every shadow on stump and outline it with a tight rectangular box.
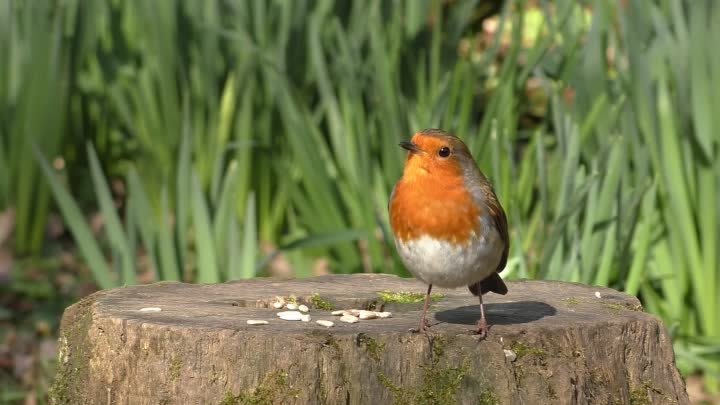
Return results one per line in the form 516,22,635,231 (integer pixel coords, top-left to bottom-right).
435,301,556,325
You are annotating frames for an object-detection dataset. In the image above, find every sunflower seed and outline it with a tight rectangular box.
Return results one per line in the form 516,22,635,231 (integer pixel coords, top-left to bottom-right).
277,311,303,321
316,320,334,328
246,320,269,325
340,314,359,324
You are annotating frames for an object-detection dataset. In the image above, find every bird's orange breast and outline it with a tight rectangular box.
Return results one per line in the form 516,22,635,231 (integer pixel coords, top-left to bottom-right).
390,165,480,245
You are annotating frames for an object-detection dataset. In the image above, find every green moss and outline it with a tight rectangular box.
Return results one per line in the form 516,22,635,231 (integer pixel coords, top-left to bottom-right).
604,302,627,314
286,295,298,305
589,370,608,386
318,377,328,405
604,302,643,313
415,359,468,405
310,293,334,310
169,357,183,381
49,297,95,405
377,335,468,405
431,335,447,359
510,341,546,360
630,381,672,404
220,370,300,405
378,291,444,304
477,388,499,405
562,296,643,313
358,334,386,362
220,391,239,405
629,388,650,405
377,374,412,405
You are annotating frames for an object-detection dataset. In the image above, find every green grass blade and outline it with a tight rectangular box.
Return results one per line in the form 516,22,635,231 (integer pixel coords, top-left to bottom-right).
192,173,220,283
127,168,160,281
87,142,136,285
158,188,181,281
238,192,257,279
34,147,115,289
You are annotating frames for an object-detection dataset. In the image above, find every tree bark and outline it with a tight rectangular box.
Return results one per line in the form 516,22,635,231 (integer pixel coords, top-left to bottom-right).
50,274,689,405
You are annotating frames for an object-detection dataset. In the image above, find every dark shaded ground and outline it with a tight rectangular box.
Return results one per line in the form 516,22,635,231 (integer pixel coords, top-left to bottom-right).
1,247,98,405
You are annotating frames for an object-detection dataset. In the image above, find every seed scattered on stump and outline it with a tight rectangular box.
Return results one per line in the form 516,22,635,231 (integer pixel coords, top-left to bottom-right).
316,320,334,327
298,304,309,313
340,314,359,323
330,309,391,320
272,296,286,309
277,311,304,321
246,320,268,325
138,307,162,312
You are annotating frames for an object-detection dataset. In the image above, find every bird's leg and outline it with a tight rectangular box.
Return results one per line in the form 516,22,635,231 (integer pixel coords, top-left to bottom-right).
475,293,489,338
410,284,433,333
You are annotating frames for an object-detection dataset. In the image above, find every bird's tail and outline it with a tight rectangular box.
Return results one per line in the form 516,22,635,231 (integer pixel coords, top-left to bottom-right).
468,273,508,296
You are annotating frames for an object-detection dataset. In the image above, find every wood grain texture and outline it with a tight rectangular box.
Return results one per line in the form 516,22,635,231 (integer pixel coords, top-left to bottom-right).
50,274,689,405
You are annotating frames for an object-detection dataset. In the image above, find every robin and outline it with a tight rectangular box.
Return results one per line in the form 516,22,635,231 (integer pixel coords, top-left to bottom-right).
388,129,509,337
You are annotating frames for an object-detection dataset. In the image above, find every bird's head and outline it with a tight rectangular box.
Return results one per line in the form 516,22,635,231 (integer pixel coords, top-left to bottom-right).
399,129,475,182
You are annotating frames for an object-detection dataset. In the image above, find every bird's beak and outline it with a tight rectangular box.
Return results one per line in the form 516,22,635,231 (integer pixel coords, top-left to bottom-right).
399,141,423,154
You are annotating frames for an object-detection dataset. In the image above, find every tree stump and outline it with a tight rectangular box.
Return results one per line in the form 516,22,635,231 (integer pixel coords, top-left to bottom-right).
50,274,689,405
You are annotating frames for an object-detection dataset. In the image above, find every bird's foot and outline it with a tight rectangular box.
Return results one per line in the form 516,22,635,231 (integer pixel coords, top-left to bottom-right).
409,317,433,334
473,318,489,339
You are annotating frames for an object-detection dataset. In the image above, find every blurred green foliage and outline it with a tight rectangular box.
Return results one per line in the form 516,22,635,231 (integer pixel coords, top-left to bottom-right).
0,0,718,396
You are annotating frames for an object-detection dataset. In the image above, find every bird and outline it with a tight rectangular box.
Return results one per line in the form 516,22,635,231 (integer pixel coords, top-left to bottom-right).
388,128,509,337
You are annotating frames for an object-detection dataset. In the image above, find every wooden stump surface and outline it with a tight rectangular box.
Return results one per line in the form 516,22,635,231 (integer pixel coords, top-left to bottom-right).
51,274,689,405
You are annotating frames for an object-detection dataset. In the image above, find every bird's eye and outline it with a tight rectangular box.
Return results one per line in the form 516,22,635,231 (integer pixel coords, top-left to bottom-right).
438,147,451,158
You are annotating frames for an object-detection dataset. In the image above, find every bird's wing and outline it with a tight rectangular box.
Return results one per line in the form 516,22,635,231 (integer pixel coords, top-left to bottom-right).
466,166,510,296
468,191,510,296
487,197,509,275
466,170,509,274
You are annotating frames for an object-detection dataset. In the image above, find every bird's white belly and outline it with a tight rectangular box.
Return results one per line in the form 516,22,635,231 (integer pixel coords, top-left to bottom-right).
395,226,503,288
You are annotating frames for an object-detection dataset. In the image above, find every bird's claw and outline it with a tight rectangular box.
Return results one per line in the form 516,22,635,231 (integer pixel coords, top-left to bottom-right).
409,317,433,334
473,318,489,339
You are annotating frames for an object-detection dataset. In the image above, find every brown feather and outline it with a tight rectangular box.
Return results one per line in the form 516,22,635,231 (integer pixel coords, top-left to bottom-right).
468,183,509,296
